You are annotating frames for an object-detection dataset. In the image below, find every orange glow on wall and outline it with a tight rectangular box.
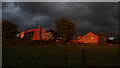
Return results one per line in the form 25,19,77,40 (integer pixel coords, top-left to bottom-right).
77,32,98,43
20,31,25,38
32,25,41,41
41,28,45,33
20,25,53,41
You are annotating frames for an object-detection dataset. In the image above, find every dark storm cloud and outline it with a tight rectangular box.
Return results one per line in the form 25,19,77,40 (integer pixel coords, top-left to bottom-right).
2,2,118,36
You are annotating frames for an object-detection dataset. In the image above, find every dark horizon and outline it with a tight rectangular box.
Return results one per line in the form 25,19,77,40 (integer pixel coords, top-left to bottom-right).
2,2,119,36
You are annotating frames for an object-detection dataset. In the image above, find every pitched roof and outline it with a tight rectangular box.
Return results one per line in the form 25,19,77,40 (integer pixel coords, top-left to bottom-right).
84,32,97,37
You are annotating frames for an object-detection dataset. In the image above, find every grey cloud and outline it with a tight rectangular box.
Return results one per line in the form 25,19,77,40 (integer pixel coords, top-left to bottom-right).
2,2,119,36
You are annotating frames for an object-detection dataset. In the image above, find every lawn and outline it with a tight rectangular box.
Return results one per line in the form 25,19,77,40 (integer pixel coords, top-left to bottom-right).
2,43,120,67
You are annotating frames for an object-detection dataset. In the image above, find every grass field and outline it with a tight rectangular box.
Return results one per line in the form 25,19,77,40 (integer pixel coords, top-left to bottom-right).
2,43,120,67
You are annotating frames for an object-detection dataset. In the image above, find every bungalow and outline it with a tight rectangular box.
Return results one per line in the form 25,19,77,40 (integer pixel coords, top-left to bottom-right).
77,32,98,43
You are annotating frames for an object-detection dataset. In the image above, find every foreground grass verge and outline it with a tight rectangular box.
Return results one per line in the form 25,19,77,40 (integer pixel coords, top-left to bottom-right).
2,43,120,67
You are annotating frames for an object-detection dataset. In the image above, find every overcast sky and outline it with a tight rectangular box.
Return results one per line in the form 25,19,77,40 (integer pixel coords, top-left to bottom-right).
2,2,119,36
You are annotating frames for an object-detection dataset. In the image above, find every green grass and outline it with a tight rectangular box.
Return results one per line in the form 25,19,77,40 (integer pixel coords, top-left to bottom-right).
2,44,120,67
84,46,119,66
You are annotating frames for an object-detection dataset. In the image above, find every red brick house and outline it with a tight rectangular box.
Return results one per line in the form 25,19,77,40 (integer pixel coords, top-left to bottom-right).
77,32,98,43
20,25,53,41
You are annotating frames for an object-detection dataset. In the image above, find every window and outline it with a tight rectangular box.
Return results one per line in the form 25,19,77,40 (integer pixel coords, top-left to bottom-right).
91,37,94,39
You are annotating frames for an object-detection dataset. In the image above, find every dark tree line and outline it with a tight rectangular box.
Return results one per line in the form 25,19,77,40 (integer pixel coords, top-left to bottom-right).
2,20,19,40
